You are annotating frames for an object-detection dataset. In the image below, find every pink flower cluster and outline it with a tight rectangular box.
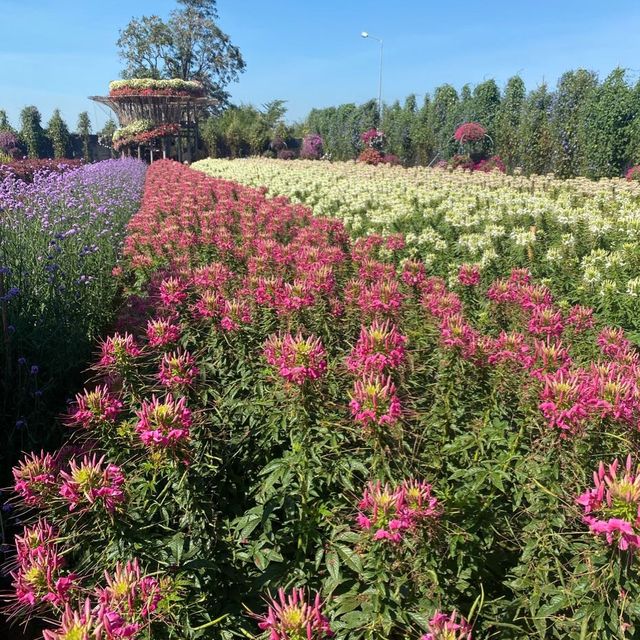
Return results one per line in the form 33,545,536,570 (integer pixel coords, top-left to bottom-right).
346,320,407,375
59,455,126,514
454,122,486,143
146,317,181,347
98,333,142,370
12,519,78,609
577,455,640,550
349,375,402,429
253,588,334,640
264,332,327,385
13,451,58,508
458,264,481,287
158,349,199,387
67,386,123,429
356,479,440,543
421,610,473,640
135,394,192,448
42,559,167,639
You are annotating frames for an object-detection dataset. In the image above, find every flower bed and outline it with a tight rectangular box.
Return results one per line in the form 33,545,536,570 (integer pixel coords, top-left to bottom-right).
108,78,205,97
7,160,640,639
193,158,640,333
0,158,146,471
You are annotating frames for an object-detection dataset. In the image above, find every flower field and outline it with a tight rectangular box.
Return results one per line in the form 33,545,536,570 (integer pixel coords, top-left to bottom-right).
194,159,640,334
0,158,146,468
8,158,640,639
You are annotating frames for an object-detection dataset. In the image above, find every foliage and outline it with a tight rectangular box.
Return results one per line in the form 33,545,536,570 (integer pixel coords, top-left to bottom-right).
116,0,245,103
494,76,525,171
76,112,92,162
19,106,48,159
518,83,554,175
301,67,640,178
582,68,635,178
10,159,640,640
200,102,290,158
46,109,71,159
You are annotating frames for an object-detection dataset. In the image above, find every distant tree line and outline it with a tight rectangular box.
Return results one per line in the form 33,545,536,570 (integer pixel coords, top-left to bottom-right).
0,106,118,162
199,67,640,178
305,68,640,178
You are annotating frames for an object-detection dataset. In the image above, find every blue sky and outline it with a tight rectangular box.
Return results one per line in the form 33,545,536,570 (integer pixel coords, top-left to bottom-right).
1,0,639,131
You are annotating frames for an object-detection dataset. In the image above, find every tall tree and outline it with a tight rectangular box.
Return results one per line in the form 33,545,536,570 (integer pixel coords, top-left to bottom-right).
472,79,501,139
20,106,47,159
518,83,554,175
77,112,92,162
495,75,526,170
551,69,598,177
117,0,245,103
411,94,436,165
431,84,459,159
582,68,634,177
628,80,640,166
47,109,71,159
0,109,14,132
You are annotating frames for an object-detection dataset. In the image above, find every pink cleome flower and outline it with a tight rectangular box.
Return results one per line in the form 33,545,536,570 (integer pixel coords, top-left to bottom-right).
421,610,473,640
577,455,640,551
346,320,407,375
146,317,181,348
59,455,126,514
158,349,199,388
356,479,440,543
253,588,334,640
349,375,402,429
42,599,99,640
12,524,78,609
264,332,327,385
97,333,141,370
458,264,481,287
13,451,58,508
135,394,192,449
67,385,123,429
96,558,166,636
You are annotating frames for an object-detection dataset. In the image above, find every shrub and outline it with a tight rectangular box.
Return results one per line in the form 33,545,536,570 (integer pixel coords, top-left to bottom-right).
277,149,296,160
300,133,324,160
473,155,506,173
381,153,401,166
626,165,640,181
357,148,384,165
360,128,384,150
0,130,21,158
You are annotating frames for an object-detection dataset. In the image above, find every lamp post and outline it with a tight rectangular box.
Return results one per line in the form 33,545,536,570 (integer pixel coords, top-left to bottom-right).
361,31,383,120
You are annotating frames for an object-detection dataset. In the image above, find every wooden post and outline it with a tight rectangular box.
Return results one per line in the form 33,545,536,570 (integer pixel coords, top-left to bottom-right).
162,138,167,159
137,145,141,160
150,147,154,163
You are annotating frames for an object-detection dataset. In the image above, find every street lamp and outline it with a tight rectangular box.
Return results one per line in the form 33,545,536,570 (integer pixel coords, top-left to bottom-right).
361,31,383,120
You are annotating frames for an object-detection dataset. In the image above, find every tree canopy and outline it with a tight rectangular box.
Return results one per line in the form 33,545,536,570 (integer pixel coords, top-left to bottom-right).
116,0,245,104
